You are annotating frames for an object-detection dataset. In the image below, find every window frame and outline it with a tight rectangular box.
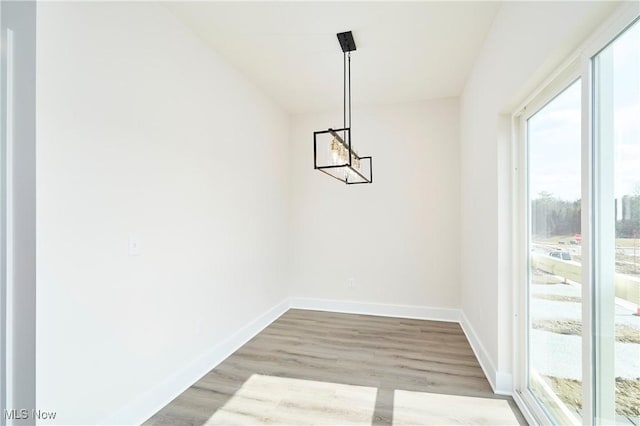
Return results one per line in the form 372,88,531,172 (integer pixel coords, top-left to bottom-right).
511,3,640,425
513,66,583,426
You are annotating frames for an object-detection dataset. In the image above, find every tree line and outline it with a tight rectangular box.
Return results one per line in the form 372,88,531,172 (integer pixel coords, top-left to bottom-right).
532,192,640,238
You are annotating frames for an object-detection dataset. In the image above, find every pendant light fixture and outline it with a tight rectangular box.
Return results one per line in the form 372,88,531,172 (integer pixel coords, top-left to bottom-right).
313,31,373,184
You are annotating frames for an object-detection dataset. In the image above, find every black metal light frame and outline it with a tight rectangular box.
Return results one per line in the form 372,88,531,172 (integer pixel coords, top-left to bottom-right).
313,128,373,184
313,31,373,185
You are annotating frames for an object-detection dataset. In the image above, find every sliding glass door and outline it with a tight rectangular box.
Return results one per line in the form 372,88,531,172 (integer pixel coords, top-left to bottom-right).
593,19,639,425
526,79,584,425
519,13,639,426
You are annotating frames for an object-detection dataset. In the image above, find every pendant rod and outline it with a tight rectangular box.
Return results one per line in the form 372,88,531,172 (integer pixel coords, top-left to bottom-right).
343,52,346,142
348,51,351,129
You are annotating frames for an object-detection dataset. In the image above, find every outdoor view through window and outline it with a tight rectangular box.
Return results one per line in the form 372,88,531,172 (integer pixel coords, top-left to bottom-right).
528,79,584,423
594,18,640,424
527,19,639,425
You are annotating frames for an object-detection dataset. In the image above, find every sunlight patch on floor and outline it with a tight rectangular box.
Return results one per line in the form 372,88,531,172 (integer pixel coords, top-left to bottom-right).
204,374,377,425
393,390,519,425
204,374,520,425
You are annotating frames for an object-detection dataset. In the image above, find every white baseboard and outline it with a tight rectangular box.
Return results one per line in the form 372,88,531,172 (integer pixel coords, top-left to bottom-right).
105,298,290,426
459,311,512,396
289,297,461,323
495,371,514,395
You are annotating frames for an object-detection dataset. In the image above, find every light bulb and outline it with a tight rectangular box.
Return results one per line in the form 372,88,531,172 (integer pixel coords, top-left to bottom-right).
330,138,340,165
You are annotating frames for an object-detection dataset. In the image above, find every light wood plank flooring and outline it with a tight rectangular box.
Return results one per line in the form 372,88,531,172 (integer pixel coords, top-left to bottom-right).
145,309,526,425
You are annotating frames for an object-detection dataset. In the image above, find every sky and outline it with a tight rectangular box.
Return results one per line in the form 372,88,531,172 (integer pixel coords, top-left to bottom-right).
528,20,639,202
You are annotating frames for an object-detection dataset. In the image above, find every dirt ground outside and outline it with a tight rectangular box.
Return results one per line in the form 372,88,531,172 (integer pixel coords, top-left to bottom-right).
533,319,640,344
533,293,582,303
543,375,640,418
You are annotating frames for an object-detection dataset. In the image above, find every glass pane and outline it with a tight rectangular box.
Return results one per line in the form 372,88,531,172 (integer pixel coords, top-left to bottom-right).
527,79,583,424
593,19,640,425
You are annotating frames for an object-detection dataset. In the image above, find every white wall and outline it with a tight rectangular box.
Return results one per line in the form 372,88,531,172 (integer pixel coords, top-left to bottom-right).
460,1,618,391
289,99,460,312
36,3,289,424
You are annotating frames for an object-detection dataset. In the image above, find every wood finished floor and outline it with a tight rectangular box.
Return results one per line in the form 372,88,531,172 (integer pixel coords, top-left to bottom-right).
145,309,526,425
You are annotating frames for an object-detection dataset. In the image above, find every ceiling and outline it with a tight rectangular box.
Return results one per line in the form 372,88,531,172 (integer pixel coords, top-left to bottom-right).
166,2,501,114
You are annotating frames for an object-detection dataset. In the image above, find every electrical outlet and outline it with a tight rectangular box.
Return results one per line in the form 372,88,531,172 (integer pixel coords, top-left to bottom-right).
347,278,355,288
128,236,141,256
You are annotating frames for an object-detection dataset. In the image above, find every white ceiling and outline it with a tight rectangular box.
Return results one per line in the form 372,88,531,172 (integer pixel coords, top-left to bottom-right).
167,2,501,114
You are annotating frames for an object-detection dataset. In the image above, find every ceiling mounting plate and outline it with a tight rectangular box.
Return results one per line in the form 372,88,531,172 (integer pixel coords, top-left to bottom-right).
337,31,356,52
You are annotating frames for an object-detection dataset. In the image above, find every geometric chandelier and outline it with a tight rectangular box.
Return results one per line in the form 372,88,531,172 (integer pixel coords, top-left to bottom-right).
313,31,373,184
